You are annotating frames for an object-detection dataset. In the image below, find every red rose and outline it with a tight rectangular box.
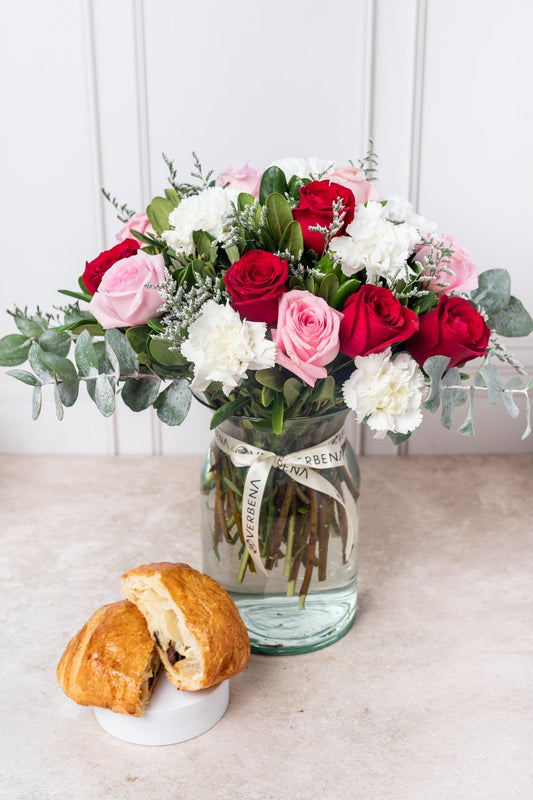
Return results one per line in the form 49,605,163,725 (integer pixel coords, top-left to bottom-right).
339,285,420,359
293,180,355,254
82,238,141,295
407,295,490,370
224,250,288,324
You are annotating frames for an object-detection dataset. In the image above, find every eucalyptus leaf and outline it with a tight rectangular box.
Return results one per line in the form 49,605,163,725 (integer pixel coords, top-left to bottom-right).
75,329,99,377
105,329,139,373
53,384,64,421
470,269,510,314
503,376,523,418
104,338,121,383
441,367,467,429
32,385,42,420
58,379,79,407
39,329,71,357
14,315,46,338
121,377,161,412
490,296,533,337
28,343,55,381
458,387,475,437
94,374,116,416
0,334,31,367
154,379,191,426
387,430,412,445
423,355,451,412
477,362,503,404
40,352,79,389
6,369,40,386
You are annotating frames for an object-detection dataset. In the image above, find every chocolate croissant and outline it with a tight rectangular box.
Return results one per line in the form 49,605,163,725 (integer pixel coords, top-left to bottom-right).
121,561,250,691
56,599,162,716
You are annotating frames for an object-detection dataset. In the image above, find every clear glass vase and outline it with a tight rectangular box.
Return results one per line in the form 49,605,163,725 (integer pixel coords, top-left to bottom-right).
200,409,360,655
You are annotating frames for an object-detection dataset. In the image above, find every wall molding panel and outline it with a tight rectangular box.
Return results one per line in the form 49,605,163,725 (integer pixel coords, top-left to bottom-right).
0,0,531,455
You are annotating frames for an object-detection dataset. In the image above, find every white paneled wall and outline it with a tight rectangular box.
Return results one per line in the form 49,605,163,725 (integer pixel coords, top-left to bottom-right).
1,0,532,455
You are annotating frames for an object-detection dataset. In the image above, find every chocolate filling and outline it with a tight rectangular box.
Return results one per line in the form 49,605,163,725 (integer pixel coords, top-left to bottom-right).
166,645,185,665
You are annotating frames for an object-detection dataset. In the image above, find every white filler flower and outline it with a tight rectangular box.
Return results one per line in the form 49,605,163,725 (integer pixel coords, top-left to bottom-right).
181,300,276,395
342,347,425,438
329,201,421,284
162,186,237,256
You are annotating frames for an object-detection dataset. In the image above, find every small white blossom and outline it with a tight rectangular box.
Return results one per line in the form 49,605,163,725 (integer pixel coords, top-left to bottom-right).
384,195,437,238
162,186,238,256
329,201,421,284
342,348,425,439
181,300,276,396
269,156,335,180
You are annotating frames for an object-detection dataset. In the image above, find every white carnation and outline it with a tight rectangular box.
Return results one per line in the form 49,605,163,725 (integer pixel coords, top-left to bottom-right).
329,201,421,284
384,195,437,238
181,300,276,396
269,156,335,180
342,348,425,439
162,186,238,256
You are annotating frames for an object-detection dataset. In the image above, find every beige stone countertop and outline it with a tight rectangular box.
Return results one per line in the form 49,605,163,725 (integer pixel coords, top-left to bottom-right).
1,453,532,800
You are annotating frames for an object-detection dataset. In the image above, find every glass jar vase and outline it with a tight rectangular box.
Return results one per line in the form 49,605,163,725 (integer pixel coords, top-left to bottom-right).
200,409,360,655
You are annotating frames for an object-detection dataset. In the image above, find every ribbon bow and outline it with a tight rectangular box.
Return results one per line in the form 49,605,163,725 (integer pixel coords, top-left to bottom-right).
214,425,357,575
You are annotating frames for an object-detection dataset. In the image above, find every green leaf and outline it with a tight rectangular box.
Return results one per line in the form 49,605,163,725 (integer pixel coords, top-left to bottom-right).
6,369,40,386
311,376,335,408
146,317,165,333
0,334,31,366
94,374,115,416
149,338,188,367
470,269,510,314
318,272,340,303
225,245,241,264
164,188,180,206
126,325,152,356
121,377,161,412
193,229,215,259
209,396,249,429
39,329,71,357
490,296,533,337
153,379,191,426
279,220,304,259
146,195,175,234
57,289,92,302
259,167,288,205
32,385,42,420
105,329,139,373
272,392,284,434
255,368,284,391
261,385,275,407
330,278,362,310
423,355,451,412
104,338,121,383
265,193,294,243
283,378,302,407
237,192,256,211
75,329,99,377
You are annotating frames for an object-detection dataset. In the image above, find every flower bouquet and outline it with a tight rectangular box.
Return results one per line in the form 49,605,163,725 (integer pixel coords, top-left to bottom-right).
2,147,532,652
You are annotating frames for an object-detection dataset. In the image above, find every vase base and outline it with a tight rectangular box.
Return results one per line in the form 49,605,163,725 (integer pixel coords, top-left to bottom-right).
230,583,357,655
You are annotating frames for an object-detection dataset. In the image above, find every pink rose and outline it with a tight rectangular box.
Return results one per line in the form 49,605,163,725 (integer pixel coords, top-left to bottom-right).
116,212,154,243
325,166,379,204
273,290,343,386
88,251,165,329
414,234,478,294
216,161,262,198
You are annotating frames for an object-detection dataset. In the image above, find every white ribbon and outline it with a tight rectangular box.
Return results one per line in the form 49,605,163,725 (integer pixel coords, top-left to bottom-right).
214,424,357,575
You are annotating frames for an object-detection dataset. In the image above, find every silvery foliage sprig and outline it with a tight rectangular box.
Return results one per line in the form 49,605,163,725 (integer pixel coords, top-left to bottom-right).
155,268,228,351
